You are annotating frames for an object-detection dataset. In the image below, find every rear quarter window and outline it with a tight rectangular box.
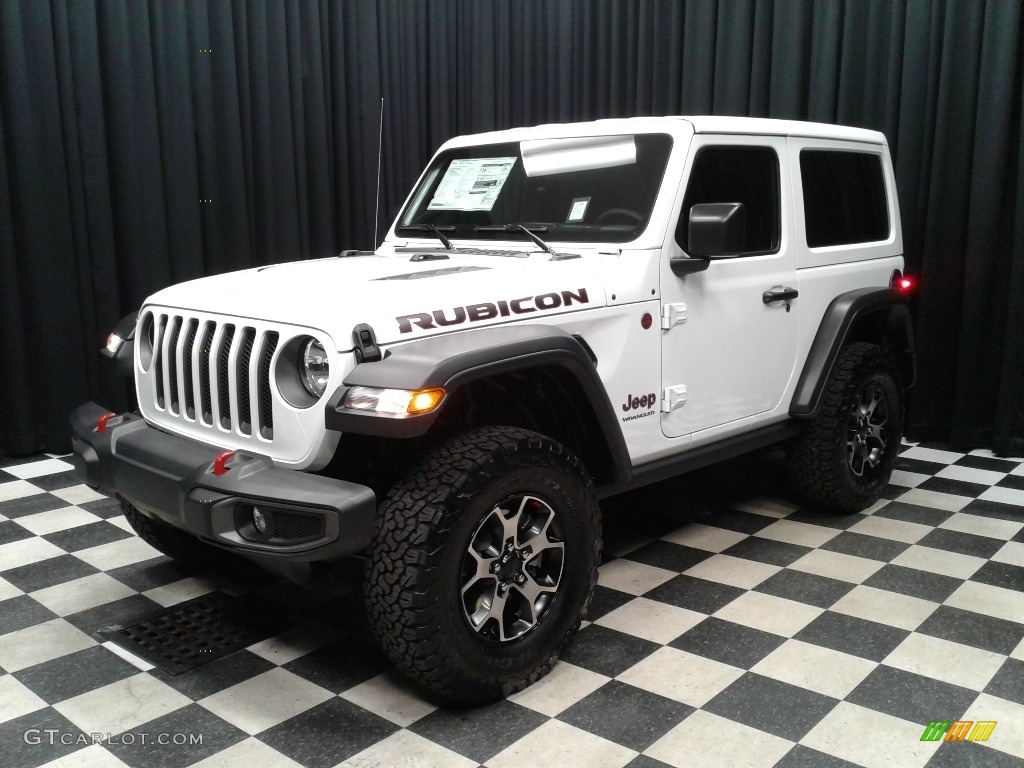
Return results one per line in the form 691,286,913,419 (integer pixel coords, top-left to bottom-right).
800,150,889,248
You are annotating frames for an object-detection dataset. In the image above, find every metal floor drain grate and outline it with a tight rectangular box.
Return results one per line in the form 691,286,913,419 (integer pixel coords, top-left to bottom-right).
100,592,293,675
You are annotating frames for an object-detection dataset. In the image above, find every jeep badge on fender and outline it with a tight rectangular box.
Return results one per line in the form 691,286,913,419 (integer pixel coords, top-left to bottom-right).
71,117,913,705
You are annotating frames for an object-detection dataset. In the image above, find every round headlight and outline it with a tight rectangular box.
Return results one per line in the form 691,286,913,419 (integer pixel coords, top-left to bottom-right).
300,338,330,398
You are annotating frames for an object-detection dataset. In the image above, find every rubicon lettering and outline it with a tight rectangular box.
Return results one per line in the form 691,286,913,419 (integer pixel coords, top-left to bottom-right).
396,288,590,333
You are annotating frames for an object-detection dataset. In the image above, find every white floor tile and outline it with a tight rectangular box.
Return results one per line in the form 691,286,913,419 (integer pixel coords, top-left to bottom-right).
945,581,1024,624
936,464,1008,486
52,485,107,505
894,488,973,513
75,537,160,571
340,669,441,727
754,519,839,548
101,641,154,672
595,597,704,644
712,591,823,637
55,672,192,734
487,720,636,768
939,512,1023,541
829,585,938,631
0,480,44,503
890,545,986,580
189,738,303,768
889,470,930,488
788,549,885,584
597,558,676,596
661,523,748,552
645,710,793,768
143,576,218,607
0,674,48,724
961,693,1024,760
800,701,940,768
731,497,800,518
4,458,75,480
0,619,95,672
342,730,477,768
899,446,965,464
752,639,876,699
683,554,780,590
31,573,137,616
15,506,101,536
979,485,1024,508
37,744,131,768
618,647,744,707
883,633,1006,691
992,541,1024,568
508,661,609,717
246,620,344,666
0,575,22,602
200,668,333,735
0,536,65,572
848,515,932,544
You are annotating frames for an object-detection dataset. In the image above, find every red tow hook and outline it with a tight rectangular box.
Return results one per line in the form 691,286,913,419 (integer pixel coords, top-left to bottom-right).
212,450,236,476
96,412,116,433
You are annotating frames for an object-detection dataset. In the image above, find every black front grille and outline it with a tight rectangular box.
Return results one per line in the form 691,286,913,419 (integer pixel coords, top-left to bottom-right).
258,332,279,439
217,324,235,429
236,328,256,435
274,511,324,541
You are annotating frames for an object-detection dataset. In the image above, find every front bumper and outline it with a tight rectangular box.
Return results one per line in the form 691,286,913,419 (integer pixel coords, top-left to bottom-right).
70,402,376,563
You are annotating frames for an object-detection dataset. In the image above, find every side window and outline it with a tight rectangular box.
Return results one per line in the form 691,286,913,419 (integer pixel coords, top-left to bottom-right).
676,146,780,255
800,150,889,247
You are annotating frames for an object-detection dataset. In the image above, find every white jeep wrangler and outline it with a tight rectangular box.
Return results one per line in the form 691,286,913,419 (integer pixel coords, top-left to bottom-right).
72,116,915,702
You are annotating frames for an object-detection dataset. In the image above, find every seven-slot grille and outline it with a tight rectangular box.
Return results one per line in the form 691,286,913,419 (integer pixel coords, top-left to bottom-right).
150,313,279,440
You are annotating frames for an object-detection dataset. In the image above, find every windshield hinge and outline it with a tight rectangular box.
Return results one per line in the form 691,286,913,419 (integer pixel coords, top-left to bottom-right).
661,303,688,330
352,323,382,363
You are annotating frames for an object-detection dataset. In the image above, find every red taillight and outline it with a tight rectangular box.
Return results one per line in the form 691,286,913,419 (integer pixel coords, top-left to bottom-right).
212,450,235,476
96,412,116,433
893,274,916,295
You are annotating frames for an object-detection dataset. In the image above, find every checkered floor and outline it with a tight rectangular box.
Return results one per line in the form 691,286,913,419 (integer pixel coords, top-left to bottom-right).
1,442,1022,768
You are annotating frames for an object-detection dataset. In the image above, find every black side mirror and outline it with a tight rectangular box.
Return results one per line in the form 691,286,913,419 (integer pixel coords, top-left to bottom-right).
688,202,745,258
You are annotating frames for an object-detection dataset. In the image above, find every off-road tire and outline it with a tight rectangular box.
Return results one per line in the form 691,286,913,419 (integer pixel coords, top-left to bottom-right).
119,496,215,566
364,425,601,704
789,342,903,514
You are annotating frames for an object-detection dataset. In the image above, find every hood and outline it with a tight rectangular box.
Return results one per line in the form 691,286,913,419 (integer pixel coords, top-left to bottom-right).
144,250,608,350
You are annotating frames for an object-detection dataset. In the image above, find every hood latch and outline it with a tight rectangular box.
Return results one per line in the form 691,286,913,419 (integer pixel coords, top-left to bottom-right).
352,323,382,363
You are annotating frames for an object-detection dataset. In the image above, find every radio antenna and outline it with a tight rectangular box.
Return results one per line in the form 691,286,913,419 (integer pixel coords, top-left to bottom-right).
373,97,384,249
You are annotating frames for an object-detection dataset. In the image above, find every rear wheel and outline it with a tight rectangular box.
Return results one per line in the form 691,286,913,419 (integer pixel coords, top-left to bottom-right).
364,426,601,703
789,342,903,514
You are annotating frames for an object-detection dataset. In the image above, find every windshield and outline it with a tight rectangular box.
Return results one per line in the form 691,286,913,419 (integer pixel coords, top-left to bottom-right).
397,133,674,243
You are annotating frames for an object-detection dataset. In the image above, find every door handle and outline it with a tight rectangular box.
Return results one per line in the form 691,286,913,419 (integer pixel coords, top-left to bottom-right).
762,287,799,304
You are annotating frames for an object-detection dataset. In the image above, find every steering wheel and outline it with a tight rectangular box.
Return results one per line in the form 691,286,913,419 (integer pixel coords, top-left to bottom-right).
595,208,644,225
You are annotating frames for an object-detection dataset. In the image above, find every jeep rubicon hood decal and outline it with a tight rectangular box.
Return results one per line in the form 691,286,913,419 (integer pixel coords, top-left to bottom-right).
144,253,606,349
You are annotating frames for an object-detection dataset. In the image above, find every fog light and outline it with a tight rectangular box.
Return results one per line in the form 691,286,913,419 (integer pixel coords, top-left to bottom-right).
252,507,268,534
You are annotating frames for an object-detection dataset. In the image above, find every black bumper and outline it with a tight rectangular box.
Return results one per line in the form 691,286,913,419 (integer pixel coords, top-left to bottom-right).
70,402,376,563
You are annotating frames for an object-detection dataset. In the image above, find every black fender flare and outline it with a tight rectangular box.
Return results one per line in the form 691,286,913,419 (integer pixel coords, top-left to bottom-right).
325,324,631,483
790,287,916,418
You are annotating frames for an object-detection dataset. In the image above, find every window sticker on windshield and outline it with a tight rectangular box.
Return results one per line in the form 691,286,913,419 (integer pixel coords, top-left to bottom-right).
428,157,516,211
567,197,590,223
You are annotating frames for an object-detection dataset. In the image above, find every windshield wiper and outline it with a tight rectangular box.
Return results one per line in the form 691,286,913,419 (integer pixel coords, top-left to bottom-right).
475,224,558,256
398,224,455,250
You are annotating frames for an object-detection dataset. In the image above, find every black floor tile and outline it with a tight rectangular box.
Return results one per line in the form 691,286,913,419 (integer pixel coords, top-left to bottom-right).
961,498,1024,522
559,624,660,677
558,680,693,751
409,700,548,764
669,617,786,669
795,611,909,662
996,473,1024,491
644,574,745,614
64,594,164,638
43,521,132,553
699,509,776,535
820,531,910,562
26,472,83,492
753,569,854,609
0,494,67,519
785,510,865,530
983,658,1024,706
954,455,1019,473
78,497,125,519
105,703,248,768
721,537,812,567
896,457,947,476
704,672,837,741
283,635,390,693
625,756,677,768
259,698,398,768
916,606,1024,655
0,520,35,546
0,708,88,768
622,541,712,573
106,559,196,592
926,741,1022,767
14,645,138,703
918,477,989,498
874,501,955,528
917,529,1005,559
0,595,59,635
586,584,636,621
847,666,977,724
2,554,100,592
863,564,964,603
775,744,863,768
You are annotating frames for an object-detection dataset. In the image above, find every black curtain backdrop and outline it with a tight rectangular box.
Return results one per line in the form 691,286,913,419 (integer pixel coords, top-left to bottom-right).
1,0,1022,457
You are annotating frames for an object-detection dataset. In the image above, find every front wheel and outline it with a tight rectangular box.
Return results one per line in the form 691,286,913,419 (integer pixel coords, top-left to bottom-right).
788,342,903,514
364,426,601,703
